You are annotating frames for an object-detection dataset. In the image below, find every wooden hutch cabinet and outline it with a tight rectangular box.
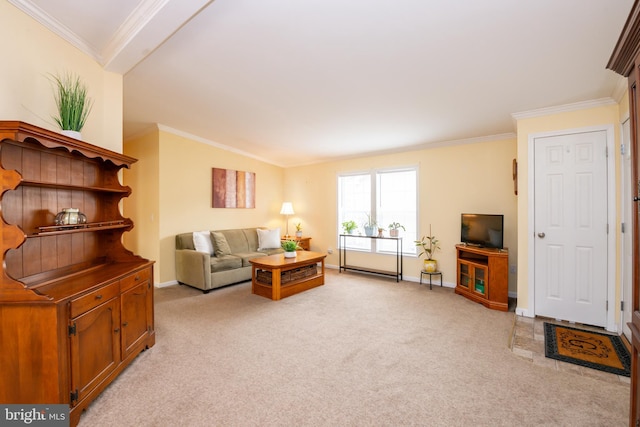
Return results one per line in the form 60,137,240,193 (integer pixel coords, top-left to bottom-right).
455,244,508,311
0,121,154,426
608,1,640,424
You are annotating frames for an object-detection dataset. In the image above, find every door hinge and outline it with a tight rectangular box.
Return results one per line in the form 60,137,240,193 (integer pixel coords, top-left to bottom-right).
605,146,609,158
606,223,609,234
621,143,626,156
622,222,626,233
70,389,78,404
621,300,624,311
68,322,76,336
606,300,608,311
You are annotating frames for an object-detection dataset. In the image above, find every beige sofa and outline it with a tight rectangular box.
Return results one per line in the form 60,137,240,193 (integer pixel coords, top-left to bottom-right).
175,228,283,293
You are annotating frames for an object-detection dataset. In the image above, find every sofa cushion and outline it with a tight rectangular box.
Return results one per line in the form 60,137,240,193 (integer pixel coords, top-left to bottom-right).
235,251,267,267
212,232,232,256
210,255,242,272
193,231,213,255
221,229,250,253
257,228,281,250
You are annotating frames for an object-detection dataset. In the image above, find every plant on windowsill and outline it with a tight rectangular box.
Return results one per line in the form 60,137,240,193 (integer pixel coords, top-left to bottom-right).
363,213,376,236
342,220,357,235
388,222,405,238
415,225,440,273
281,240,301,258
49,71,93,140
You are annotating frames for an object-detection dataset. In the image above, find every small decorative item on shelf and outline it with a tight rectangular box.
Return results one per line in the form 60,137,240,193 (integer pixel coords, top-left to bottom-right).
388,222,405,238
415,225,440,273
342,220,357,234
281,240,300,258
295,222,303,238
377,227,384,238
54,208,87,226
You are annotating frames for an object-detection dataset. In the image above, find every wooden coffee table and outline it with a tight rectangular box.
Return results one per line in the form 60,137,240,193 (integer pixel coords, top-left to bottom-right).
249,251,326,300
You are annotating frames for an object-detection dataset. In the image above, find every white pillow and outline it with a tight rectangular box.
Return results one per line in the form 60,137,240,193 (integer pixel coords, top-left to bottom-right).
257,228,281,250
193,231,214,255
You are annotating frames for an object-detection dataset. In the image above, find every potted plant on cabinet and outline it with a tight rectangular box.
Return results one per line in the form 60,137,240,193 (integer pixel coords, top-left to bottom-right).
363,213,376,236
50,72,93,140
415,225,440,273
295,222,303,238
342,220,357,234
388,222,405,238
281,240,300,258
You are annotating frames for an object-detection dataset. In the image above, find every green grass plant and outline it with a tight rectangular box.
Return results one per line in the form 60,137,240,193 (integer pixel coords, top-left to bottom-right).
50,72,93,132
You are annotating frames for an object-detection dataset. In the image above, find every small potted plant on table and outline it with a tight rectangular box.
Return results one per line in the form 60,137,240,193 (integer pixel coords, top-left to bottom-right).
281,240,300,258
363,213,376,236
295,222,303,238
342,220,357,234
388,222,405,238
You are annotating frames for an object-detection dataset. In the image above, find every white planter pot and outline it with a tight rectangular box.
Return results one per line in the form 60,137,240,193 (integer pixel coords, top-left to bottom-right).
296,231,303,237
284,251,297,258
61,130,82,140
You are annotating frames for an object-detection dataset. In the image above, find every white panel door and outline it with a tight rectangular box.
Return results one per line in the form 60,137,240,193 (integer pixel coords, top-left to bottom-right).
534,130,608,327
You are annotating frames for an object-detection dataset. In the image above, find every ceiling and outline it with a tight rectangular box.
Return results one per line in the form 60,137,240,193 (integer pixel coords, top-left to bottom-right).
10,0,634,166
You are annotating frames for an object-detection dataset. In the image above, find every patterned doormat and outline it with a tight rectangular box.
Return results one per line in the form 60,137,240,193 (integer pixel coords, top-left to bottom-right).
544,322,630,377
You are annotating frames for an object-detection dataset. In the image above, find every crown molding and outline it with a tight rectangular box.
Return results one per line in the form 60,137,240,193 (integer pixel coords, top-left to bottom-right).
7,0,102,62
511,98,618,121
102,0,170,68
155,124,285,168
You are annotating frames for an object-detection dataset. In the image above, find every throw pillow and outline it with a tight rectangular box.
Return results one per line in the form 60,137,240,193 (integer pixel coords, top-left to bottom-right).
212,232,232,257
257,228,281,250
193,231,213,255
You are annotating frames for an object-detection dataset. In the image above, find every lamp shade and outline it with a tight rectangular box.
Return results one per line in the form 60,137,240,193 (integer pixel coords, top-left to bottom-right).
280,202,294,215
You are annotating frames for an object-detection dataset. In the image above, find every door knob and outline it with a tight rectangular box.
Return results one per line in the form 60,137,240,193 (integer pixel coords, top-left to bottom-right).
537,232,545,238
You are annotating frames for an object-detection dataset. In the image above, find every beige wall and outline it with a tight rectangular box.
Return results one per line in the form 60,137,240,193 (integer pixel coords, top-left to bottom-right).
0,1,123,153
123,129,285,284
286,137,518,291
514,102,622,319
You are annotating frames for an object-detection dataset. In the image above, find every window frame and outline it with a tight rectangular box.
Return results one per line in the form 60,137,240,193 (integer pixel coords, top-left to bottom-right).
337,165,418,256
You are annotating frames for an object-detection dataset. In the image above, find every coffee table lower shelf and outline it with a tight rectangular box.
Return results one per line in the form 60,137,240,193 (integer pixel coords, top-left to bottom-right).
249,251,326,301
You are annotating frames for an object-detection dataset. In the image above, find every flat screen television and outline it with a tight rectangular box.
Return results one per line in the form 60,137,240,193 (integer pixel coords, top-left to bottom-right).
461,213,504,249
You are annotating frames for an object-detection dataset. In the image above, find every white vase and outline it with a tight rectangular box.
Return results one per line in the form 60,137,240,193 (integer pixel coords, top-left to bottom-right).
284,251,296,258
61,130,82,140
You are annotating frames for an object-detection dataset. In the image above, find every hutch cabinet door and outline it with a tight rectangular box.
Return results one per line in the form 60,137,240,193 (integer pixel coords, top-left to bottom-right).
69,298,121,405
121,279,153,358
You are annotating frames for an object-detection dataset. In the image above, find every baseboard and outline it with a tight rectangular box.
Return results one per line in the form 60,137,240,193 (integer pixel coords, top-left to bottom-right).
156,280,178,288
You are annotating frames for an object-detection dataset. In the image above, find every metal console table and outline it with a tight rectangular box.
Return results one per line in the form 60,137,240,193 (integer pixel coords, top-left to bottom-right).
338,234,403,282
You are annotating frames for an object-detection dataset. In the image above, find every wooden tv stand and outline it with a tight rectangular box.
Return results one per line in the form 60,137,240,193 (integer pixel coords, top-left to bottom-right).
455,244,508,311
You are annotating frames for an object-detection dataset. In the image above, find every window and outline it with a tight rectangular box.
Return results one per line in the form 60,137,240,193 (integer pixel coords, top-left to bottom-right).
338,167,417,255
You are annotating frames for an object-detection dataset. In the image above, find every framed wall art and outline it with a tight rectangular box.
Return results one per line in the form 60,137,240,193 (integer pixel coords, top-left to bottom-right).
212,168,256,208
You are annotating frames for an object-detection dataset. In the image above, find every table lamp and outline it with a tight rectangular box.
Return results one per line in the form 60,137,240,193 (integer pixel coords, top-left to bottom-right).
280,202,295,238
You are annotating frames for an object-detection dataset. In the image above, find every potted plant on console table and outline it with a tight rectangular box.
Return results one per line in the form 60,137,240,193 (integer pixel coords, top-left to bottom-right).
415,225,440,273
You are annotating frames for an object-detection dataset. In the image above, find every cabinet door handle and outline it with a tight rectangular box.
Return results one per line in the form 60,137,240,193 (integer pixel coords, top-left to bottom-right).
135,275,140,281
114,328,120,333
122,321,128,327
95,294,103,300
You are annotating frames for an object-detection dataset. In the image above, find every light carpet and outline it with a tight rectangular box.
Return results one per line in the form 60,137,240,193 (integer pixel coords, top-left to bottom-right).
78,270,629,426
